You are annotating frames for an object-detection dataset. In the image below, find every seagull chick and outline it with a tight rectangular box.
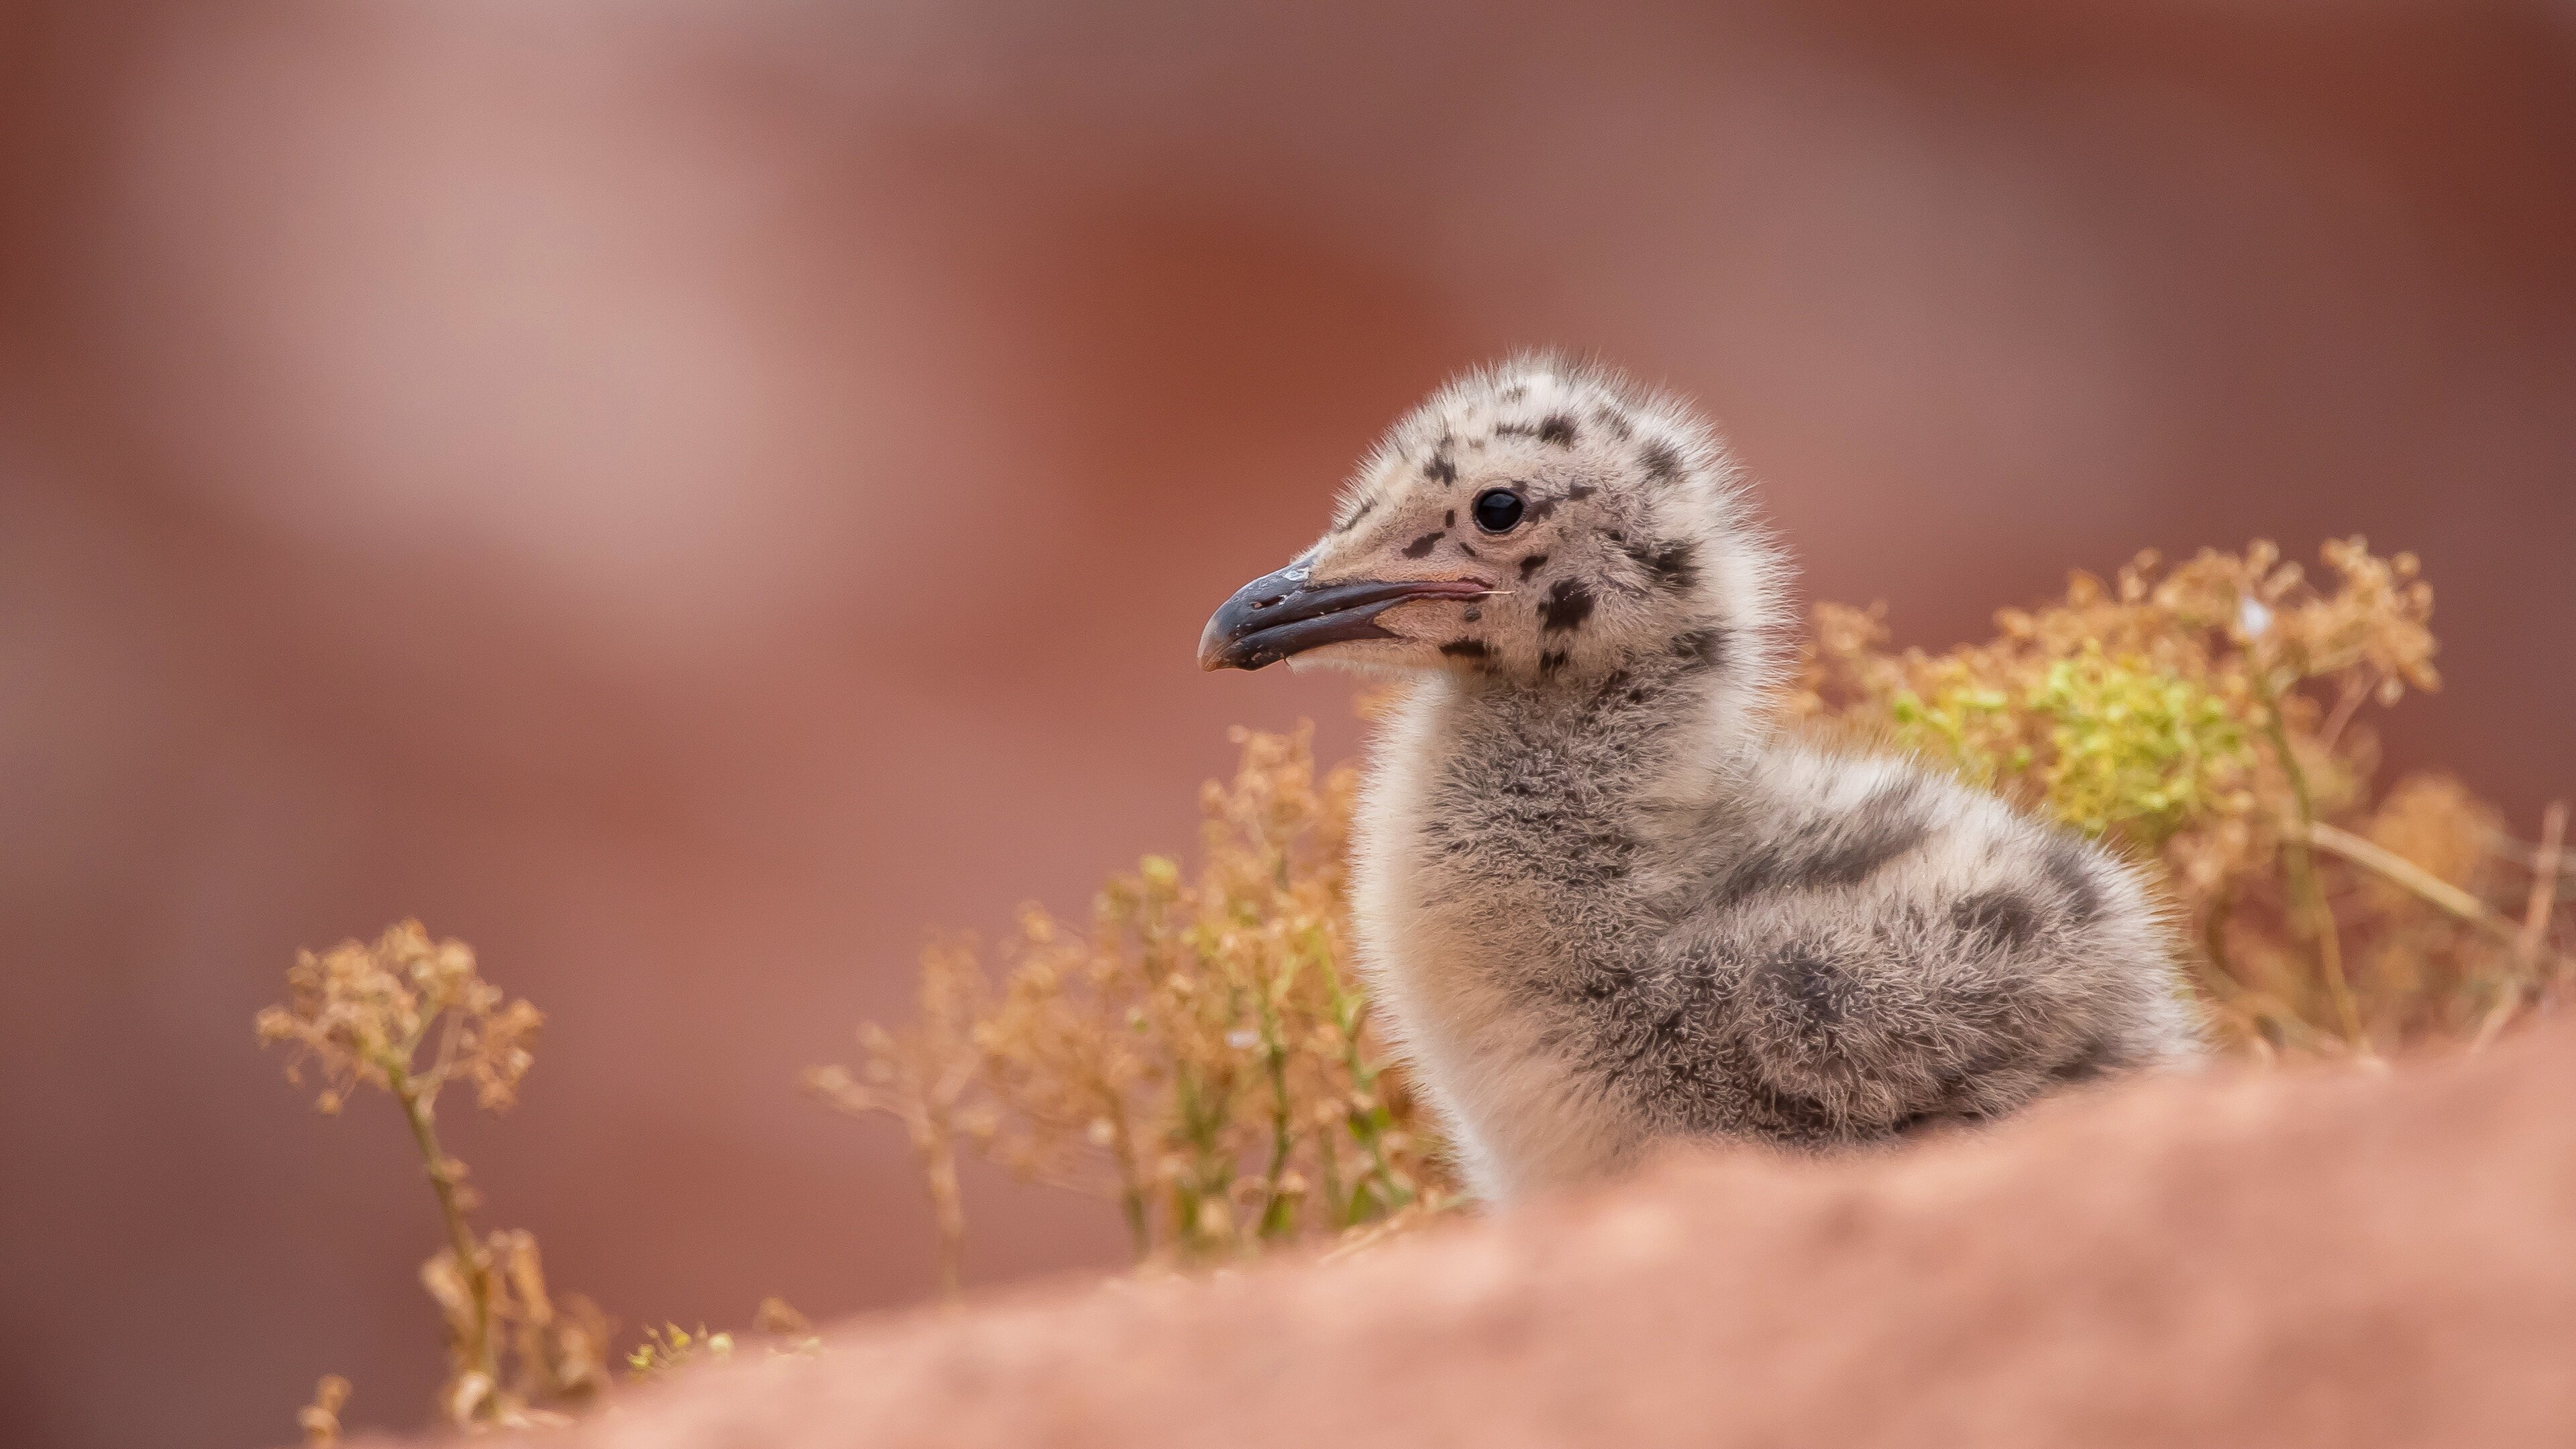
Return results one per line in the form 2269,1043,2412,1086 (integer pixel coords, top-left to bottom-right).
1199,355,2202,1203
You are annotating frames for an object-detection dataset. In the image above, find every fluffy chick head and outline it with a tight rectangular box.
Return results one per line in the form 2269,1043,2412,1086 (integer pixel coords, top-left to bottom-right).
1201,354,1784,689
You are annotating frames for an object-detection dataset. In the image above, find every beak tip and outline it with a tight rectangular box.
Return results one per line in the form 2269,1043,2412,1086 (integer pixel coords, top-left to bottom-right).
1196,616,1234,672
1199,643,1261,672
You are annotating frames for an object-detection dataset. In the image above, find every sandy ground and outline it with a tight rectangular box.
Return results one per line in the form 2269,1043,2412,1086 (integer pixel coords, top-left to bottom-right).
431,1015,2576,1449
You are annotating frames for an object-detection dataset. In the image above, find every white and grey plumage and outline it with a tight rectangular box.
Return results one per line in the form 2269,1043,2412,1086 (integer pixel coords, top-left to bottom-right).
1201,354,2202,1205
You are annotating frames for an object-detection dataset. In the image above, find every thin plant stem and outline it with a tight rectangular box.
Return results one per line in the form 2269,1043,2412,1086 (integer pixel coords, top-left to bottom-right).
804,1063,972,1298
2516,803,2567,965
916,1108,967,1301
383,1056,498,1401
2257,673,2363,1046
2486,828,2576,885
2305,822,2548,953
1318,953,1411,1219
2473,802,2566,1051
2315,671,2369,753
1251,849,1305,1239
1254,987,1299,1240
2198,885,2233,986
1100,1094,1151,1261
1313,1114,1346,1230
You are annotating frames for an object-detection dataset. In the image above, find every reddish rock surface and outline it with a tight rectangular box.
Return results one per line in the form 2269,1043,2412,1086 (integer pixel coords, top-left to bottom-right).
476,1018,2576,1449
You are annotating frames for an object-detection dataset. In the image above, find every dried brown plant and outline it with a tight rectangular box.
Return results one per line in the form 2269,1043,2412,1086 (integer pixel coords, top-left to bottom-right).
1792,538,2566,1053
810,724,1457,1274
801,941,985,1297
256,922,606,1432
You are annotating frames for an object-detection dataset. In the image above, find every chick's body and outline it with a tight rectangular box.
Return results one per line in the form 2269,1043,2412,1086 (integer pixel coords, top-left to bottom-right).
1201,356,2201,1203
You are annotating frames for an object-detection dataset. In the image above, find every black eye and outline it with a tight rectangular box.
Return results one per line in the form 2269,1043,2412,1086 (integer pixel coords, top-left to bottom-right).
1472,488,1525,534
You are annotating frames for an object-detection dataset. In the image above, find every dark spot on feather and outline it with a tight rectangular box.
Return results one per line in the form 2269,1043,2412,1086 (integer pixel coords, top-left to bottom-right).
1810,783,1933,886
2041,835,2106,924
1424,453,1458,485
1627,539,1700,591
1335,498,1377,534
1952,890,2042,951
1639,440,1682,482
1659,1050,1714,1094
1540,578,1595,633
1593,669,1653,709
2053,1038,2123,1084
1439,639,1491,661
1706,783,1927,907
1494,421,1538,439
1896,1108,1990,1138
1456,541,1479,559
1537,413,1577,446
1539,648,1569,676
1592,406,1633,441
1501,383,1527,403
1744,1080,1839,1140
1766,947,1851,1028
1401,531,1444,558
1518,553,1549,580
1809,817,1927,888
1670,627,1726,670
1445,510,1456,527
1462,606,1481,622
1522,483,1591,525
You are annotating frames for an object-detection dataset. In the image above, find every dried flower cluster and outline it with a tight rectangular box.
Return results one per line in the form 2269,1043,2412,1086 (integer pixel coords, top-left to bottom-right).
258,922,605,1433
258,920,541,1118
1793,539,2565,1051
810,724,1455,1283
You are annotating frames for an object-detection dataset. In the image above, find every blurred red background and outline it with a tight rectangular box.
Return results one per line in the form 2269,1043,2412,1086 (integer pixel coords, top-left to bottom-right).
3,3,2571,1446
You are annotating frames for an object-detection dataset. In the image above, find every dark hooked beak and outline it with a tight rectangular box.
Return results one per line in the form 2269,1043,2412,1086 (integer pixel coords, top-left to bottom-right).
1199,560,1493,671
